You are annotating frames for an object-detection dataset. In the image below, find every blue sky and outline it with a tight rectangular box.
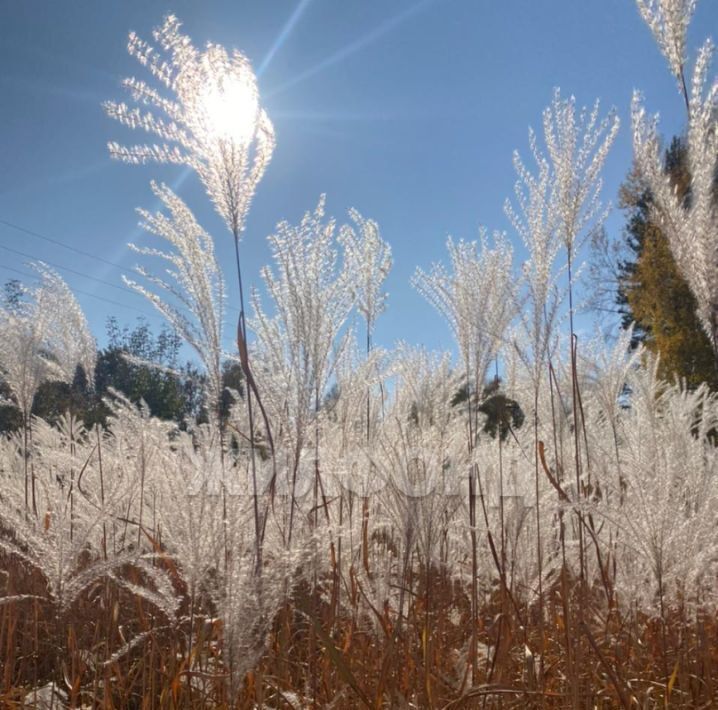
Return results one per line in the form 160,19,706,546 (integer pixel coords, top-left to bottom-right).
1,0,716,357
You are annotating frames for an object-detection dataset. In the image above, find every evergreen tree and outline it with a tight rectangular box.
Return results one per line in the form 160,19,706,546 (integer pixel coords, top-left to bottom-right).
0,313,208,432
94,317,200,425
617,137,718,389
0,281,24,431
451,376,525,442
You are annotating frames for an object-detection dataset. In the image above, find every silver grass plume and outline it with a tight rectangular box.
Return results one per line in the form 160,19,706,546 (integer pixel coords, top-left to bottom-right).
505,121,564,387
250,196,355,543
383,349,465,573
124,181,226,417
251,196,355,439
543,89,619,260
636,0,698,93
105,15,275,237
104,14,271,571
0,263,96,417
632,39,718,350
413,231,514,388
323,335,389,492
0,412,177,617
413,232,514,683
34,265,96,388
601,360,718,613
504,90,617,386
339,208,392,339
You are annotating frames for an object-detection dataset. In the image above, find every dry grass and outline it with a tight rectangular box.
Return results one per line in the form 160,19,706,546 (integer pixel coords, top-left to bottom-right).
2,548,717,709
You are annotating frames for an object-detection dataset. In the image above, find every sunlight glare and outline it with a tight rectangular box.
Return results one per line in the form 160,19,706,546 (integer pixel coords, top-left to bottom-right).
201,75,259,145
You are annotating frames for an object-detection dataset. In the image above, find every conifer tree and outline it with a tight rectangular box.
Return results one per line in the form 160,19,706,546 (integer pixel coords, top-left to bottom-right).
618,137,718,388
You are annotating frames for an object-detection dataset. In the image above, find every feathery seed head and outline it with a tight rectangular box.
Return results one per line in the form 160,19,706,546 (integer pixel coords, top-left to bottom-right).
105,15,275,238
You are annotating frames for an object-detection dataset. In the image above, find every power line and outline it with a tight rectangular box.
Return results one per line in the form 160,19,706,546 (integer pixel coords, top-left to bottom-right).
0,242,136,296
0,264,151,315
0,264,239,351
0,218,241,314
0,218,125,270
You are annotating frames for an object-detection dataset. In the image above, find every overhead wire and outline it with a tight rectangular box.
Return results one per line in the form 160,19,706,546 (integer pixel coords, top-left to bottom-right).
0,263,150,315
0,218,241,314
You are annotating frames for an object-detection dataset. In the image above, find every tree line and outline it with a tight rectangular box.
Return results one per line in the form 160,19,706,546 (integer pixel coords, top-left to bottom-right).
0,291,243,433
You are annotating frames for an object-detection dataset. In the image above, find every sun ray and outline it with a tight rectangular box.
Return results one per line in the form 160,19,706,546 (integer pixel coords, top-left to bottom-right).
267,0,438,97
257,0,313,76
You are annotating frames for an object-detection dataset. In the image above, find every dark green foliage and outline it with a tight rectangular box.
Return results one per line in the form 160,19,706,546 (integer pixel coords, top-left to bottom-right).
0,281,24,431
451,377,524,442
94,317,201,425
0,314,230,433
219,360,244,425
32,366,94,425
2,279,23,312
617,137,718,389
0,379,22,432
477,378,525,441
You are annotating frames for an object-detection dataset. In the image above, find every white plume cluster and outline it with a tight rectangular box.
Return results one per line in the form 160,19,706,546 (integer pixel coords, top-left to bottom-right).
636,0,698,87
125,181,226,417
633,0,718,350
3,6,718,705
0,264,96,417
105,15,275,237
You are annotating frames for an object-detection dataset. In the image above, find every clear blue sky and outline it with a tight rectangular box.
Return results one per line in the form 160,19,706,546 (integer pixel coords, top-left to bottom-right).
1,0,716,356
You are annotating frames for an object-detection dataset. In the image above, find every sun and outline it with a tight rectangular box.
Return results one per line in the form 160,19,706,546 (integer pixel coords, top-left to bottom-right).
200,75,259,145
